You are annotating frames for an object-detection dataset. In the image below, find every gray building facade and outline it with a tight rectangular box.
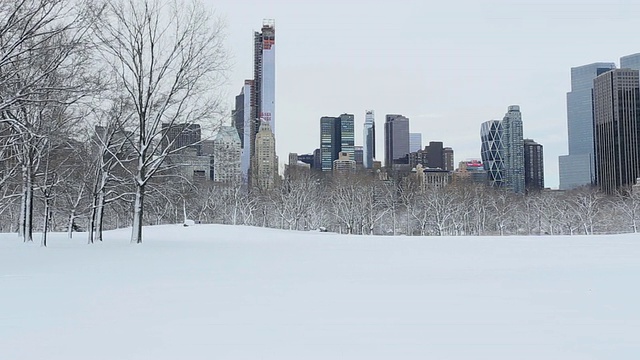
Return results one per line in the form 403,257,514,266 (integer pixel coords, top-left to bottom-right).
559,62,616,190
480,120,505,187
524,139,544,192
502,105,525,194
363,110,375,169
593,68,640,194
320,114,355,172
384,114,410,168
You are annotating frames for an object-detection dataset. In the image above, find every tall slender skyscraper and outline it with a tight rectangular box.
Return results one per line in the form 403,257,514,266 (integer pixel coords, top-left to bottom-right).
320,114,355,172
384,114,410,168
559,62,615,190
502,105,525,194
593,69,640,194
249,20,275,187
363,110,375,169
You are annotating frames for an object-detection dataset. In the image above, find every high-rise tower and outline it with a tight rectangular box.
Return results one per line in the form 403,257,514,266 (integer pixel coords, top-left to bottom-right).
502,105,525,194
480,120,504,187
249,20,275,187
234,80,253,182
558,62,615,190
320,114,355,172
252,121,278,191
593,69,640,194
363,110,375,169
384,114,410,168
524,139,544,192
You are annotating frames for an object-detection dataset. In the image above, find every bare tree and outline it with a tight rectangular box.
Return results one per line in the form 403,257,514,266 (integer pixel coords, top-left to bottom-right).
92,0,227,243
0,0,95,242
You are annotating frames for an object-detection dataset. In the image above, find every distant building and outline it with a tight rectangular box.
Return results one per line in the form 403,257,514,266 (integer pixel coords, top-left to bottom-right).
453,159,487,183
313,148,321,170
161,123,201,155
252,121,278,191
212,126,242,183
524,139,544,192
363,110,376,169
479,106,525,193
443,147,454,171
288,153,298,166
412,164,451,188
502,105,525,194
480,120,505,187
408,141,453,170
354,146,363,167
320,114,354,171
558,62,615,190
593,68,640,194
621,53,640,71
409,133,422,153
247,20,276,188
333,151,356,174
235,80,253,181
384,114,410,168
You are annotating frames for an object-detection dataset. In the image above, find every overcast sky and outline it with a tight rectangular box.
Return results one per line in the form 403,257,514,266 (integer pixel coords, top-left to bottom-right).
206,0,640,188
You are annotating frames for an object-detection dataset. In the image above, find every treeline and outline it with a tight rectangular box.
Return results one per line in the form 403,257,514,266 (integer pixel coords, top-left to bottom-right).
4,161,638,241
181,170,640,237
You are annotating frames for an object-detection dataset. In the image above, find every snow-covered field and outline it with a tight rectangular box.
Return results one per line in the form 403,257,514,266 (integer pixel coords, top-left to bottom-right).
1,225,639,359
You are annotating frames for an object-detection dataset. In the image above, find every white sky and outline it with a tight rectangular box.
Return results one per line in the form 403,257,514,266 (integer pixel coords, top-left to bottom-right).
206,0,640,188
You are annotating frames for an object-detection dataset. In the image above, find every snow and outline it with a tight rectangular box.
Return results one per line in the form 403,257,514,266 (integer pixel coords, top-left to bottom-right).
1,225,639,359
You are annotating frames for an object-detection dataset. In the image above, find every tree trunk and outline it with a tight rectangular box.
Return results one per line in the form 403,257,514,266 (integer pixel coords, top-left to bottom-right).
41,198,51,247
87,204,96,244
67,209,76,239
95,192,105,242
19,163,34,242
131,183,145,244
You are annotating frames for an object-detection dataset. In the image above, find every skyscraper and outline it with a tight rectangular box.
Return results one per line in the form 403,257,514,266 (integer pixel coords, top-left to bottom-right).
249,20,276,187
502,105,525,194
234,80,253,182
363,110,375,169
384,114,410,168
524,139,544,192
409,133,422,153
253,20,276,134
320,114,355,172
593,69,640,194
480,120,504,187
559,62,616,190
252,121,277,191
338,113,355,162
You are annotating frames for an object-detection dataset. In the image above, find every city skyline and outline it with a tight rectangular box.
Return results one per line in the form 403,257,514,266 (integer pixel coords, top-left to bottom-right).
210,0,640,188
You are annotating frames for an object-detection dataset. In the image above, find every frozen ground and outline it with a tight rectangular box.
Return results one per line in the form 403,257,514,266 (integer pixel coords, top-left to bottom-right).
1,224,639,359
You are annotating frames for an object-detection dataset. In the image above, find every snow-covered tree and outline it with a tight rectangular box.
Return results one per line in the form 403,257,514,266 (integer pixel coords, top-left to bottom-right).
91,0,227,243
